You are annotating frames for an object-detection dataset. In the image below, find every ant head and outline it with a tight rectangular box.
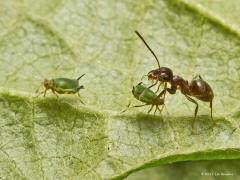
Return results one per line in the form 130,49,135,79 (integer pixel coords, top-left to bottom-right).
148,67,173,82
43,79,53,89
135,31,173,83
147,69,159,81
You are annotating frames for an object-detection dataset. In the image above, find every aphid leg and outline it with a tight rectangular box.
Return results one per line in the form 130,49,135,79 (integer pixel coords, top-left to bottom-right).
43,89,47,97
121,104,148,113
77,93,85,104
132,104,148,108
76,86,85,104
51,90,59,98
160,104,165,112
35,89,46,98
185,95,198,134
121,103,131,113
35,87,41,94
147,105,154,114
77,85,84,91
79,98,85,105
193,75,202,80
154,106,158,115
157,106,162,113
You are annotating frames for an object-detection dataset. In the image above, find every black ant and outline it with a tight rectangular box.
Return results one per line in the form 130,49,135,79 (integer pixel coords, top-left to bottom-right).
135,31,215,134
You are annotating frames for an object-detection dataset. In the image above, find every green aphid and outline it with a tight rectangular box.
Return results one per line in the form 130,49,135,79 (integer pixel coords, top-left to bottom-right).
36,74,85,103
122,82,164,114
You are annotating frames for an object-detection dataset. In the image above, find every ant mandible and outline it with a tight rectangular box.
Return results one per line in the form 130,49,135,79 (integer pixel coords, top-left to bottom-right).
135,31,215,133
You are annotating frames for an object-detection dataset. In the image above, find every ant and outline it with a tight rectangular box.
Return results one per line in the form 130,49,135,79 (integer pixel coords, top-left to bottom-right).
135,31,215,134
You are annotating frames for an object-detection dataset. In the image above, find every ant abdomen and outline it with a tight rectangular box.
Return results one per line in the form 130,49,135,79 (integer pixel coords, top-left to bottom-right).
190,76,214,102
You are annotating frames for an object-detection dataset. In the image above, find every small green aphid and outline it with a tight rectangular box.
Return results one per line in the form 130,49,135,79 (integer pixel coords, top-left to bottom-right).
122,82,164,114
36,74,85,102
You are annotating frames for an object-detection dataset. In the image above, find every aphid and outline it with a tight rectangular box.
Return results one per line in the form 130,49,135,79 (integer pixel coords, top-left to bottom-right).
36,74,85,103
135,31,215,133
122,82,164,114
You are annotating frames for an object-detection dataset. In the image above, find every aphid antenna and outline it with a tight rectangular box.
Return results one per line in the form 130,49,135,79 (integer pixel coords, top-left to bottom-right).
120,102,131,113
77,74,85,80
34,70,45,93
135,30,161,69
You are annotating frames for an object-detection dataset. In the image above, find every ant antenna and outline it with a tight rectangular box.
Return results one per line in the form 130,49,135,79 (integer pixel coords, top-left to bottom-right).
135,31,161,69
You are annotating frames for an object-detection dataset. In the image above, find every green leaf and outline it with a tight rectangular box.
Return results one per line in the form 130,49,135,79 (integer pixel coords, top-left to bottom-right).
0,0,240,179
126,159,240,180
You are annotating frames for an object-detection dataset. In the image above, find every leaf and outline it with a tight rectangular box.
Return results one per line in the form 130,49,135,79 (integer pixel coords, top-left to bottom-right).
127,159,240,180
181,0,240,35
0,0,240,179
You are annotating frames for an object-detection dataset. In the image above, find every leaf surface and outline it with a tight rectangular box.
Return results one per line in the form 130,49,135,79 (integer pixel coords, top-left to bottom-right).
0,0,240,179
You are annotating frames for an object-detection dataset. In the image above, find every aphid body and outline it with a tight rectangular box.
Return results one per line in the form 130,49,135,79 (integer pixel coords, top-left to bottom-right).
122,82,164,114
37,74,85,98
132,82,163,106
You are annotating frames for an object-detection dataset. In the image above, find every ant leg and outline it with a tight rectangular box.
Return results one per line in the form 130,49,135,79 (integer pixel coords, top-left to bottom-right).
155,82,163,93
157,89,166,98
185,95,198,134
157,82,168,98
51,90,59,98
162,82,167,99
210,101,216,126
121,104,148,113
210,101,213,119
148,105,154,114
148,81,158,89
193,75,202,79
